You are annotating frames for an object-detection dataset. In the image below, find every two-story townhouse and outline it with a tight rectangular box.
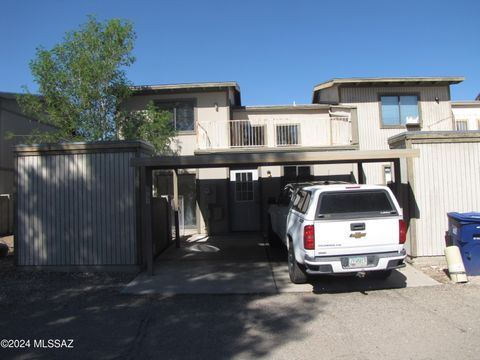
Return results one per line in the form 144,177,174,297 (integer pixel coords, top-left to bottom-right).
126,82,358,234
127,77,464,236
312,77,464,184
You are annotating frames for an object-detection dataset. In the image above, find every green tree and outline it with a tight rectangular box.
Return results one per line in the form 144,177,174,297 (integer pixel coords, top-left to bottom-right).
118,101,176,154
17,16,175,153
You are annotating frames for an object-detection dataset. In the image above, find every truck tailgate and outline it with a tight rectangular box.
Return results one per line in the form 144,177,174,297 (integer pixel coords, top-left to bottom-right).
314,217,400,256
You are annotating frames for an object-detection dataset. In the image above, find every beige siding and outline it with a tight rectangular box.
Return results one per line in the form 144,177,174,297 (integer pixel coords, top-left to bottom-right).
317,86,339,103
232,108,351,148
410,141,480,256
125,91,230,155
340,86,453,184
341,85,453,150
452,104,480,130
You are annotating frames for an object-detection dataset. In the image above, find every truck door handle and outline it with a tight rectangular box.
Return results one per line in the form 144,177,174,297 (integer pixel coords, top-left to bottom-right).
299,219,304,223
351,223,365,231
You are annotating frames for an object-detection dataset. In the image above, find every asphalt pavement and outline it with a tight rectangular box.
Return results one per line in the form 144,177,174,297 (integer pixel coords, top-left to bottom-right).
1,233,480,360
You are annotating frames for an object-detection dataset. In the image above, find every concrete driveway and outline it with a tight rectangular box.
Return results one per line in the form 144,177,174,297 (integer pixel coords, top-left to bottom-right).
123,233,439,295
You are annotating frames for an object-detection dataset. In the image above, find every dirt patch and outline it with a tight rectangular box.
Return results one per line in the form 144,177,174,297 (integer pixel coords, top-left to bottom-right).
0,255,137,309
409,257,480,285
0,235,14,255
411,263,451,284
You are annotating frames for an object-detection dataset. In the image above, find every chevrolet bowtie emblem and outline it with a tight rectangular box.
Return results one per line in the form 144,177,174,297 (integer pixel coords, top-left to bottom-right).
350,232,366,239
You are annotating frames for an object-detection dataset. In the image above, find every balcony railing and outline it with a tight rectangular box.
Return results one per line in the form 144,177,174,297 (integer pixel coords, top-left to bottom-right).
197,117,351,150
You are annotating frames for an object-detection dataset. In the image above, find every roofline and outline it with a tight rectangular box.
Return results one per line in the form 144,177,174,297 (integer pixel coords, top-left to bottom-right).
232,104,356,112
451,101,480,107
131,149,419,170
130,81,240,94
313,76,465,91
0,91,41,100
233,104,349,112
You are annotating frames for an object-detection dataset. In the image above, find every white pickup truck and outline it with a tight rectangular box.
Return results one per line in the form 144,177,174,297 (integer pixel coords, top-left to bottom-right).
268,182,407,284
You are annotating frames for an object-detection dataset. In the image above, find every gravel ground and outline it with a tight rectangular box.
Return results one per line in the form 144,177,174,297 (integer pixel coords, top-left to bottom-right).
0,255,136,307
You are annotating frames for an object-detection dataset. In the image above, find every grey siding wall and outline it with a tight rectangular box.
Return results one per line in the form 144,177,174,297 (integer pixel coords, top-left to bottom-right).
1,95,55,234
16,142,152,266
389,133,480,257
340,86,453,185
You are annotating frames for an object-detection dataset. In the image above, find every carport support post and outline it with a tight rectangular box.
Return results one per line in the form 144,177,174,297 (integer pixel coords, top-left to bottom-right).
141,166,154,276
393,159,402,199
173,169,180,248
357,162,365,184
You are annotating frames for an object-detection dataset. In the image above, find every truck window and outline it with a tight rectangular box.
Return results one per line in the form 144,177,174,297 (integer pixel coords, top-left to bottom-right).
317,190,397,219
292,190,311,214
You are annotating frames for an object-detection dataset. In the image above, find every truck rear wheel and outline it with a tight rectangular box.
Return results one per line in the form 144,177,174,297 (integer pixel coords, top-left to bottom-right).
288,241,308,284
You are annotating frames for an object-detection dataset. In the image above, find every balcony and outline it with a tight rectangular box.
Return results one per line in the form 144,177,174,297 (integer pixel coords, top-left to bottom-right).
197,117,352,151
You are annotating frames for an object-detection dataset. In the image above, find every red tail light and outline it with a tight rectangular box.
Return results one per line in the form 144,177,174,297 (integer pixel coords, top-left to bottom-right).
399,220,407,244
304,225,315,250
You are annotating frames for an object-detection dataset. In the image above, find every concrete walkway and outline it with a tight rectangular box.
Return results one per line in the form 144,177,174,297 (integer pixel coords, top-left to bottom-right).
123,233,439,295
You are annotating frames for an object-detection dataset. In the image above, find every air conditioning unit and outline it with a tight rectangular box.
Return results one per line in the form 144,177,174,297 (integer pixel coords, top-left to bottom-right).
406,116,420,125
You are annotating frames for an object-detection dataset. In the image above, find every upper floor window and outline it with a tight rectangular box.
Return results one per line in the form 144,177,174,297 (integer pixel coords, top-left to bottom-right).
155,100,195,131
455,120,468,131
380,95,419,126
276,124,299,146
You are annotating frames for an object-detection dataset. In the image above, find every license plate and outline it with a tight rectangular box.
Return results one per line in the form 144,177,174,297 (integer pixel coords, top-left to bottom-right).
348,256,367,268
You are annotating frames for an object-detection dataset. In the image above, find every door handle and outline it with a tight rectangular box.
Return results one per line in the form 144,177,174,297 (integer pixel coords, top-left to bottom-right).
351,223,365,231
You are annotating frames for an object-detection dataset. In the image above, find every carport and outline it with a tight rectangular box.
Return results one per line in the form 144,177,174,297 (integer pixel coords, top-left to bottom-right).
131,148,419,275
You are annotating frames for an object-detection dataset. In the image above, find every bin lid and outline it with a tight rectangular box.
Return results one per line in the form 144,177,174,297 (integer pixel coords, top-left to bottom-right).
448,212,480,223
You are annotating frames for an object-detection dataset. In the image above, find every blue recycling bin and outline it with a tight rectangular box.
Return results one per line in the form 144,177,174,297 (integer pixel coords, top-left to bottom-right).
447,212,480,275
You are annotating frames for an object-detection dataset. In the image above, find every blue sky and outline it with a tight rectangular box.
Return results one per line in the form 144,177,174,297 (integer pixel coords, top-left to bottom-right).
1,0,479,105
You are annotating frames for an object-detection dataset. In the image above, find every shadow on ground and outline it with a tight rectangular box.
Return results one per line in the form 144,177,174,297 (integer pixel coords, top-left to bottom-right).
0,255,324,360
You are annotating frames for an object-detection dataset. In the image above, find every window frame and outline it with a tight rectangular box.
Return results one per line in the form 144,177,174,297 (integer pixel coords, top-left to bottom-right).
378,93,421,129
315,189,398,220
455,119,468,131
154,98,197,133
275,123,300,146
234,171,255,202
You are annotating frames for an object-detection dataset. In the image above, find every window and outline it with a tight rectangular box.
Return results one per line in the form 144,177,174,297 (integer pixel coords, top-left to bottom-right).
292,190,312,214
235,172,254,201
155,100,195,131
383,165,393,184
455,120,468,131
278,187,294,206
380,95,419,126
283,166,311,183
276,124,299,146
317,190,397,219
230,122,265,147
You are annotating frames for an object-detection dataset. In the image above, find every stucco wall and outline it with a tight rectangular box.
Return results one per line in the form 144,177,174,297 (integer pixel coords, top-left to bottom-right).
125,91,230,155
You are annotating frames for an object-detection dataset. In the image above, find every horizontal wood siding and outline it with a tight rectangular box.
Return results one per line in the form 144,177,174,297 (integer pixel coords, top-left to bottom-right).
411,142,480,256
17,151,138,266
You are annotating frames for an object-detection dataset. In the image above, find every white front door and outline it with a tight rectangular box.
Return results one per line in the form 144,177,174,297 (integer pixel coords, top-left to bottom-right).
230,169,261,231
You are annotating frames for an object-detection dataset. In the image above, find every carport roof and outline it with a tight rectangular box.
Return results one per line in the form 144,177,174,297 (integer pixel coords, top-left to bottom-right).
131,148,419,170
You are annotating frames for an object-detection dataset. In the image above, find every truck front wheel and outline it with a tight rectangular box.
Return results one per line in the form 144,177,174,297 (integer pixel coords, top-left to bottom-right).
288,241,308,284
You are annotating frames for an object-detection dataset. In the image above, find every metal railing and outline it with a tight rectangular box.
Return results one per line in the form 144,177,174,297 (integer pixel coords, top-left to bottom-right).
230,121,266,147
197,116,351,150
